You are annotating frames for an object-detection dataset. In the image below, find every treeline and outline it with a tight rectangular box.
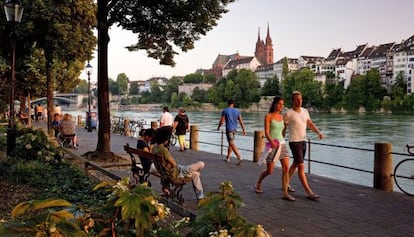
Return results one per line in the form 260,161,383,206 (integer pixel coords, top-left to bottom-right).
99,68,414,113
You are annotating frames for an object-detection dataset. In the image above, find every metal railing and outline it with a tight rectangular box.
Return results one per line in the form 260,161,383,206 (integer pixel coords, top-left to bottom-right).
196,129,413,195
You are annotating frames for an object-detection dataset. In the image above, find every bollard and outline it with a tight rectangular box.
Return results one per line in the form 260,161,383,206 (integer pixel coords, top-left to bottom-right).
151,121,158,129
190,125,199,151
373,142,393,192
253,130,265,162
77,115,82,127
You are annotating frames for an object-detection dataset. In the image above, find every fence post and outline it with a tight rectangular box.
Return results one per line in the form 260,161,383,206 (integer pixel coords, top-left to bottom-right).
77,115,82,127
151,121,158,129
253,130,265,162
373,142,393,191
190,125,199,151
221,130,224,156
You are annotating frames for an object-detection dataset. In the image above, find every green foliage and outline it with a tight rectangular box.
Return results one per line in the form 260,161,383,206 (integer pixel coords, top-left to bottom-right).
184,73,204,83
188,181,270,236
282,68,323,108
210,69,260,108
13,128,64,162
260,75,280,96
93,179,180,237
0,199,86,237
112,0,236,66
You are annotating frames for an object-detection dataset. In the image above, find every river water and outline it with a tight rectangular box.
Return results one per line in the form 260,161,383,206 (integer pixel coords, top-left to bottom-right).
70,109,414,188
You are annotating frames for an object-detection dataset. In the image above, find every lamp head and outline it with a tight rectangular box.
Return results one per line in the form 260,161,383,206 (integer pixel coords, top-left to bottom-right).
86,62,92,76
4,0,24,23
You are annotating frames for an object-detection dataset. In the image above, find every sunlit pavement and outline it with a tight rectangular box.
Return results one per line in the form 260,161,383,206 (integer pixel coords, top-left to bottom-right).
33,121,414,236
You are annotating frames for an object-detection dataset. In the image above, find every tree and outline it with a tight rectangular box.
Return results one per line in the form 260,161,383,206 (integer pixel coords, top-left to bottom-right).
76,80,89,94
261,75,280,96
116,73,129,95
0,0,96,135
183,73,203,83
129,81,140,95
282,68,323,108
94,0,235,158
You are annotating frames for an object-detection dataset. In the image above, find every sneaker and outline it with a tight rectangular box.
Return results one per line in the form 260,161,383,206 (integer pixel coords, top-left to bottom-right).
197,193,205,200
237,158,243,165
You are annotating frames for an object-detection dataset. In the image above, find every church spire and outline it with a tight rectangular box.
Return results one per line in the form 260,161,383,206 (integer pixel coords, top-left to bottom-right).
266,23,272,44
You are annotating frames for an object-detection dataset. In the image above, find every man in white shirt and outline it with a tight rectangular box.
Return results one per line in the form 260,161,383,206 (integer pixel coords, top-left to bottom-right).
159,106,173,127
283,91,323,200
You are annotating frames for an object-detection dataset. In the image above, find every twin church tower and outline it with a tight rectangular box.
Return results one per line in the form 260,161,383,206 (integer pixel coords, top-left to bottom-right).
254,24,274,65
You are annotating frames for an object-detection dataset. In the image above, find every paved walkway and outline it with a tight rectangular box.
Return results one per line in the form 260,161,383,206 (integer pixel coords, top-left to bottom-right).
34,121,414,236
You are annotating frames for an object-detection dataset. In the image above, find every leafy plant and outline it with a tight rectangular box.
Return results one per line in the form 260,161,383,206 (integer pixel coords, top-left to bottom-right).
0,199,86,237
92,178,181,236
188,181,270,237
13,128,64,162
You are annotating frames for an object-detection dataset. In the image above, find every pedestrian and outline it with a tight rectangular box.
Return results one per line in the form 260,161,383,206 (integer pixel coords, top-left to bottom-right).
34,104,39,121
36,104,43,121
152,126,205,200
254,96,295,201
53,104,62,116
217,99,246,165
159,106,173,128
173,108,190,152
159,106,174,148
284,91,323,200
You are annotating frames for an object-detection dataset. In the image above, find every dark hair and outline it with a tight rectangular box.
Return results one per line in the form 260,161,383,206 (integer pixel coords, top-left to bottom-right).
140,128,154,137
269,96,283,113
227,99,234,105
163,106,169,112
154,126,172,144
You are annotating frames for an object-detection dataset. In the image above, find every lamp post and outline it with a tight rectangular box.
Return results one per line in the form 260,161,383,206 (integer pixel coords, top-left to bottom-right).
4,0,23,156
86,61,92,132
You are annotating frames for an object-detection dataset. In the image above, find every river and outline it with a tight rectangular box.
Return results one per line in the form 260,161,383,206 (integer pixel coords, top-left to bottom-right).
69,109,414,188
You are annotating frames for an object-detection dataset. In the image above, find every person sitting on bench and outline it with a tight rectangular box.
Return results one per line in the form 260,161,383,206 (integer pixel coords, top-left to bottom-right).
136,128,159,176
152,126,205,200
59,113,78,148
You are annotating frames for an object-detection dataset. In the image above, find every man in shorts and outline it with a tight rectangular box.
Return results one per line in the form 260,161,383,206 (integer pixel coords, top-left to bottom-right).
284,91,324,200
217,99,246,165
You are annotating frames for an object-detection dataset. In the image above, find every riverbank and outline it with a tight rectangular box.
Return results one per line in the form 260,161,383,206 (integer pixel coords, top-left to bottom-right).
30,120,414,236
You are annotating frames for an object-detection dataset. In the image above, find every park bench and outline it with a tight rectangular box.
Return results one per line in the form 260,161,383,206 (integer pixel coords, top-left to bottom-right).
123,143,189,205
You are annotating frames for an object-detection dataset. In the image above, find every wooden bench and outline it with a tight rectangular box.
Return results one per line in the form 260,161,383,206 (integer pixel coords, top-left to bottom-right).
123,143,189,205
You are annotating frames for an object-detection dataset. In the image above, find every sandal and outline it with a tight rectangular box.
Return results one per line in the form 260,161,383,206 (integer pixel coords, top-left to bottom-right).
288,186,295,192
254,184,263,193
307,193,319,201
282,195,296,201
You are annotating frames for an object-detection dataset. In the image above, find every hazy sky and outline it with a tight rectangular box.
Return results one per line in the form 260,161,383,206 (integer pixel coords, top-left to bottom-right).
81,0,414,82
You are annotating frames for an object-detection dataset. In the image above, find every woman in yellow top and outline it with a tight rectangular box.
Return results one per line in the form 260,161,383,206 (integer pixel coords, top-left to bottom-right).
254,96,294,201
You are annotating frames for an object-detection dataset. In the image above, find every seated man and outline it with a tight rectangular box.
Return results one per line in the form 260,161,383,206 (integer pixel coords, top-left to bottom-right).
152,126,205,200
51,113,61,138
59,113,78,148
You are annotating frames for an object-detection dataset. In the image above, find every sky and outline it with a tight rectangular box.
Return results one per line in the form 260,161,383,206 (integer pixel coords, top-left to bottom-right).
80,0,414,82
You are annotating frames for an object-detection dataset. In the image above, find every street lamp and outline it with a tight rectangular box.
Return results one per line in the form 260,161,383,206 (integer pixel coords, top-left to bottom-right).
4,0,23,156
86,61,92,132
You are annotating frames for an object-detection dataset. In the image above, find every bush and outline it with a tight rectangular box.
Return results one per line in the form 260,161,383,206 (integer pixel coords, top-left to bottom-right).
13,128,63,162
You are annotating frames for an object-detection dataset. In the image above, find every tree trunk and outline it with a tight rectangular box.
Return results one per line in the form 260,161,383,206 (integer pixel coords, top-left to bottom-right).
96,0,112,155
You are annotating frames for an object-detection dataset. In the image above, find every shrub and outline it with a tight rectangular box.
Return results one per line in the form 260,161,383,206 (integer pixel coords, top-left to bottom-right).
13,128,64,162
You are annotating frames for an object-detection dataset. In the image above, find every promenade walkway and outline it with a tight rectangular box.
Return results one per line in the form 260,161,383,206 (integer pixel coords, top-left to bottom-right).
34,121,414,236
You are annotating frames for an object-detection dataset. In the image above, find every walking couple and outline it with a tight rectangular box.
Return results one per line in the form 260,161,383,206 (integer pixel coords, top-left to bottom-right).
255,91,324,201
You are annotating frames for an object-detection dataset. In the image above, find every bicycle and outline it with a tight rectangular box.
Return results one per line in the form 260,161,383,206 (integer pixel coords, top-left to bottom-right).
393,144,414,196
170,132,177,146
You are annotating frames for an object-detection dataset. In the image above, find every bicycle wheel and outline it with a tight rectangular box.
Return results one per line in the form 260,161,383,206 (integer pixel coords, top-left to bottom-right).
170,134,177,146
394,158,414,196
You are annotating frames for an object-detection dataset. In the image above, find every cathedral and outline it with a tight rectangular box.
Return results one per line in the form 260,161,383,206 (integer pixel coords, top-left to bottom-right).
255,24,274,65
